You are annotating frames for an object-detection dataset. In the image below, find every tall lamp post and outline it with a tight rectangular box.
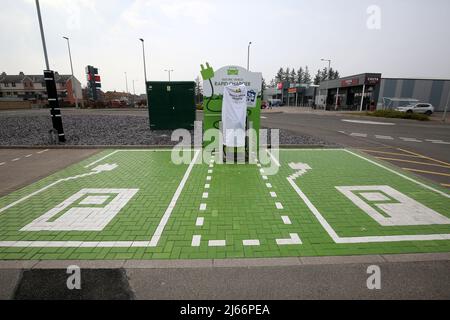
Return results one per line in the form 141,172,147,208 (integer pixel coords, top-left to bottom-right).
35,0,65,142
247,42,252,71
63,36,79,109
443,90,450,122
321,58,331,110
124,72,129,93
165,69,174,82
139,38,149,107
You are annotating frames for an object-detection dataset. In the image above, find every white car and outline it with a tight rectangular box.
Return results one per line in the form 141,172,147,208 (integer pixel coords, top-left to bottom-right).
396,103,434,115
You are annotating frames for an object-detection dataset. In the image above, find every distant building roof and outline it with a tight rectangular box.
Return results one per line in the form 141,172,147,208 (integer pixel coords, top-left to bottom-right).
0,72,75,84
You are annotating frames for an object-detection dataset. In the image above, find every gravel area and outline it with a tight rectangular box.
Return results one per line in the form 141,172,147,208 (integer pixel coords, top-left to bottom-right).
0,110,334,146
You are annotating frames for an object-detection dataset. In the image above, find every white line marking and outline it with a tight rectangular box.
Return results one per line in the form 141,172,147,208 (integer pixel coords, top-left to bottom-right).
209,164,214,168
0,165,118,215
375,135,394,140
25,154,33,158
343,119,395,126
11,158,20,162
196,217,204,227
270,192,277,198
208,240,226,247
191,235,201,247
286,150,450,244
257,163,262,168
243,240,260,246
276,233,302,245
260,169,265,174
205,184,210,189
426,140,450,145
0,162,5,166
208,169,213,174
266,149,281,167
149,149,201,247
202,192,209,199
262,176,268,180
85,150,119,168
206,176,212,181
350,133,367,138
261,116,267,119
275,202,284,209
199,203,207,211
400,137,422,143
281,216,292,225
266,183,272,188
345,150,450,198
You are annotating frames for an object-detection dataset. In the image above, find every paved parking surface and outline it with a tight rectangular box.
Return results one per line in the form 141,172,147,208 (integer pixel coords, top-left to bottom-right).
0,149,448,260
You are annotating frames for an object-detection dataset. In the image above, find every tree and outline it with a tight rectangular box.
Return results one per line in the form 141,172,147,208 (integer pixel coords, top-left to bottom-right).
194,76,203,104
314,69,322,85
289,69,297,83
262,77,267,93
333,70,340,80
283,67,290,82
296,67,304,84
303,66,312,84
275,68,284,83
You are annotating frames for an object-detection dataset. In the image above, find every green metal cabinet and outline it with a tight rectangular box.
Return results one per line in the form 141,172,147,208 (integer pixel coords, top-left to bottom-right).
147,81,196,130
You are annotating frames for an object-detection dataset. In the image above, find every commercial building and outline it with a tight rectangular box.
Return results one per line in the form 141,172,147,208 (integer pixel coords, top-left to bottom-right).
318,73,450,112
0,72,83,106
264,82,319,107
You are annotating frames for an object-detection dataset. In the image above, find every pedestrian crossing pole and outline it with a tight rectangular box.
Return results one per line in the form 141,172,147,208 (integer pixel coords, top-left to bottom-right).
35,0,65,143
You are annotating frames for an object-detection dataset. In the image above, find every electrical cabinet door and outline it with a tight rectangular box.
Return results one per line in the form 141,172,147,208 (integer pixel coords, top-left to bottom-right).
148,81,195,130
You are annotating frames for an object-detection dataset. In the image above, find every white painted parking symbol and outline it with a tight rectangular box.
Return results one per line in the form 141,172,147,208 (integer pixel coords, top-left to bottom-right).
21,188,139,231
336,185,450,226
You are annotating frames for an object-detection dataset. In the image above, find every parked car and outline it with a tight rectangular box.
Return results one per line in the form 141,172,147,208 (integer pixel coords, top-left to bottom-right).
396,103,434,115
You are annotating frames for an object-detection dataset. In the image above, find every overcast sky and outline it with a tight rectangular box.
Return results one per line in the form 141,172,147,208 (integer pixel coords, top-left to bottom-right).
1,0,450,94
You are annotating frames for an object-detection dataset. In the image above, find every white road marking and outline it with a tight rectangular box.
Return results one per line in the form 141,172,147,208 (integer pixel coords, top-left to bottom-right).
270,192,277,198
275,202,284,210
199,203,207,211
0,164,118,216
260,169,265,174
206,176,212,181
343,119,395,126
266,183,272,188
375,135,394,140
149,149,201,247
208,240,226,247
208,169,213,174
0,162,5,166
11,158,20,162
266,149,281,167
281,216,292,225
202,192,209,199
261,116,267,119
286,150,450,244
25,154,33,158
262,176,268,180
243,240,260,246
400,137,422,143
276,233,302,245
85,150,119,168
209,164,214,168
205,184,210,189
196,217,204,227
350,133,367,138
426,139,450,145
191,235,201,247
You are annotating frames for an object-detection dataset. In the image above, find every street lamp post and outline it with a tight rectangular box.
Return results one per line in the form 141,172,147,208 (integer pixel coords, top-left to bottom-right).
321,58,331,110
139,38,149,108
443,90,450,122
125,72,129,93
35,0,65,142
63,36,79,109
247,42,252,71
165,69,174,82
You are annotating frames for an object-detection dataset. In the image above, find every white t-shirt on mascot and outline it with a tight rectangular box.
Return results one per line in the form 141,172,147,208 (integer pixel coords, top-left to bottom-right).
222,84,248,147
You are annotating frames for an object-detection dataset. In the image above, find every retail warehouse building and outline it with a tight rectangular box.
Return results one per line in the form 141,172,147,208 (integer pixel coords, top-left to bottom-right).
317,73,450,112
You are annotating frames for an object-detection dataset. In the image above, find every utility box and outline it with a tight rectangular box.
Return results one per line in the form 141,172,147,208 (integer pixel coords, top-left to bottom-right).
147,81,196,130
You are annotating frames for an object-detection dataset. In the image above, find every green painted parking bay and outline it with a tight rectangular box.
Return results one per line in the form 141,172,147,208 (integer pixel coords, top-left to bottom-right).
0,149,449,260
